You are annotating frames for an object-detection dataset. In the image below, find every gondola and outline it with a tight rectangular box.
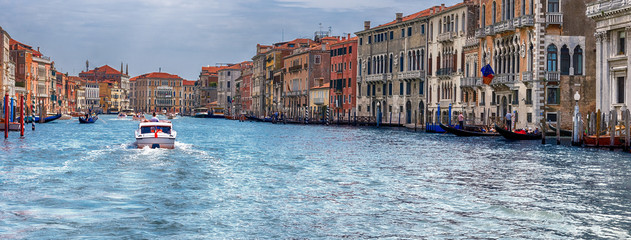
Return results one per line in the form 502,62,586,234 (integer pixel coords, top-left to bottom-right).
79,115,98,124
24,113,62,123
547,123,572,137
494,123,542,140
440,123,500,137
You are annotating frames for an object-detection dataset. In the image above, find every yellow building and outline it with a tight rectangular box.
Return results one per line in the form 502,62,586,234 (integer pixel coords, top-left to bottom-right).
130,72,184,113
309,83,330,121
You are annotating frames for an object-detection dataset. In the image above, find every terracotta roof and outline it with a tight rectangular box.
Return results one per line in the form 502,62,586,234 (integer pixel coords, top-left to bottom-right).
311,83,330,90
81,65,122,75
183,80,196,86
375,8,433,29
331,37,358,47
10,39,43,56
131,72,183,81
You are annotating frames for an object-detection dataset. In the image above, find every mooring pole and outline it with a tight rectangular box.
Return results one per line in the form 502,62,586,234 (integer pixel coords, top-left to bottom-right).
20,94,24,137
4,93,9,139
556,112,561,145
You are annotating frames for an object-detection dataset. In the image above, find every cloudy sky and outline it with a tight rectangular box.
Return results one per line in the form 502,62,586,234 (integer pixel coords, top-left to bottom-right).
1,0,460,80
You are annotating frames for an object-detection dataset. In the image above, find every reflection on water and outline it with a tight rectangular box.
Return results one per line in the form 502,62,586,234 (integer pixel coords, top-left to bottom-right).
1,115,630,239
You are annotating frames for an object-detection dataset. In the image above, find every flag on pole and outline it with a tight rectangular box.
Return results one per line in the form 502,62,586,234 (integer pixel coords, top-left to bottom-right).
481,64,495,85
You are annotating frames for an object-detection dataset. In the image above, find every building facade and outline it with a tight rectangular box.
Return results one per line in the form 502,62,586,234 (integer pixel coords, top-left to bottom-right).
130,72,184,113
79,64,130,111
1,26,16,99
329,35,358,121
182,80,196,115
587,0,631,114
356,10,430,125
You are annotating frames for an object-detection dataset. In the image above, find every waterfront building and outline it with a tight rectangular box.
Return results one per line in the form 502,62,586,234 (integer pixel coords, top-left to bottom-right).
0,26,16,99
282,42,331,119
587,0,631,114
427,2,478,125
10,39,36,108
266,39,313,117
67,76,82,112
84,81,100,112
251,44,273,117
54,72,66,113
79,64,130,111
130,72,184,113
310,83,330,121
217,61,251,115
472,0,595,129
329,35,358,121
356,9,430,125
238,63,253,115
198,66,222,109
182,80,196,115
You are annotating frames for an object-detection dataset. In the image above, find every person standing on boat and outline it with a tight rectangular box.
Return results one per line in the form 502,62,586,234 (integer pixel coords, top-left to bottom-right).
150,112,159,122
458,113,464,128
505,112,512,131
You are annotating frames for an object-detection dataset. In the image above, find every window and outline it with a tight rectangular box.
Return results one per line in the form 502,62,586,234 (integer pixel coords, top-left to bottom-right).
389,54,393,73
547,113,558,122
401,29,405,38
527,113,533,123
406,82,411,95
359,38,363,45
390,31,393,40
348,78,351,88
388,82,392,96
574,46,583,75
548,0,559,13
547,44,558,71
399,82,404,95
399,55,404,72
492,1,497,24
383,83,386,95
419,81,424,95
619,31,626,55
349,46,352,54
421,25,425,35
366,85,370,97
521,0,526,15
481,5,486,27
526,89,532,104
358,83,362,96
408,27,412,36
372,84,376,96
547,87,560,104
560,45,570,75
618,77,625,104
480,91,486,105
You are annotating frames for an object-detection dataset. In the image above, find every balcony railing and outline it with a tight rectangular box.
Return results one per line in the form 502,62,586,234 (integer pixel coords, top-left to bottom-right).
460,77,482,88
546,12,563,26
522,71,534,82
484,25,495,36
365,74,386,83
397,70,425,80
464,37,479,48
546,71,561,82
494,20,515,34
518,15,534,27
437,32,455,42
288,65,302,72
313,98,325,105
491,73,518,86
475,28,485,39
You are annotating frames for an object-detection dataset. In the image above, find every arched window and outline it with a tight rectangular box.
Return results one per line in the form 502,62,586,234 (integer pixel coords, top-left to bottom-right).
502,0,506,21
399,54,404,72
416,50,421,70
492,1,497,24
574,46,583,75
462,13,465,31
521,0,525,15
481,5,486,27
455,15,459,33
560,45,570,75
421,50,425,70
367,57,372,74
389,54,393,73
359,60,362,76
408,51,412,71
428,54,432,74
547,44,558,71
439,20,442,34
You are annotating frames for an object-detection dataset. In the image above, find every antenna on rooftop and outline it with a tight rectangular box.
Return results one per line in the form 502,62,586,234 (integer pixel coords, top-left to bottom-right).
159,67,161,72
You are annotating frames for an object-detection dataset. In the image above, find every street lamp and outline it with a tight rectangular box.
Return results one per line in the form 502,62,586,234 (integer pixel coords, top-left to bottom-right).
573,91,581,145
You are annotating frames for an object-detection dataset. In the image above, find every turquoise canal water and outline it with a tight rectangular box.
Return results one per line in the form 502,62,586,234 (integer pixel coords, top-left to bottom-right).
1,115,630,239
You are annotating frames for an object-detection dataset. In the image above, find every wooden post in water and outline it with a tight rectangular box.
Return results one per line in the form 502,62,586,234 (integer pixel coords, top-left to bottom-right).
596,110,601,147
626,109,631,152
541,117,546,144
556,112,561,145
20,94,24,137
611,109,616,150
4,93,8,139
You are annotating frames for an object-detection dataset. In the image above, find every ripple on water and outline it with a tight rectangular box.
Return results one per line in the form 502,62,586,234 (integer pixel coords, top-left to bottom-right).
1,115,631,239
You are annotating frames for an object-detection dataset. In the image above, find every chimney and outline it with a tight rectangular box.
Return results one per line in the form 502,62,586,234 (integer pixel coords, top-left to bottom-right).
441,4,445,10
364,21,371,30
396,13,403,23
347,33,351,40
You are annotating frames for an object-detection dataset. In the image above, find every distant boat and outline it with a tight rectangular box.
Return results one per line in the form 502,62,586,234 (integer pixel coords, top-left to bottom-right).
193,108,210,118
583,135,623,147
25,114,62,123
118,112,127,119
495,123,542,140
59,114,72,120
0,122,21,131
209,107,225,118
440,123,499,137
79,115,98,124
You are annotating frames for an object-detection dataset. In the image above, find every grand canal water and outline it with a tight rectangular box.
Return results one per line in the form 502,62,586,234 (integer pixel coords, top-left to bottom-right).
1,115,630,239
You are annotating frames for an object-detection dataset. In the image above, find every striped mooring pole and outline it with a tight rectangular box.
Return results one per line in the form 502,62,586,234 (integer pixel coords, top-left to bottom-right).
326,108,330,125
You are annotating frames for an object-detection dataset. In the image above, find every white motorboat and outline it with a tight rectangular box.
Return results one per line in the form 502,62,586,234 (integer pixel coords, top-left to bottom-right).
118,112,127,119
135,120,176,149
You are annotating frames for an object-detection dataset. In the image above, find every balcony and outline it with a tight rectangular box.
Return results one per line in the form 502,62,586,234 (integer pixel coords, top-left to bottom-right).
522,71,534,83
464,37,479,48
545,71,561,82
313,97,325,105
285,90,307,97
365,74,386,83
518,15,534,28
397,70,425,80
494,20,515,34
288,65,302,72
484,25,495,36
460,77,482,88
437,32,455,42
475,28,485,39
491,73,518,87
546,12,563,26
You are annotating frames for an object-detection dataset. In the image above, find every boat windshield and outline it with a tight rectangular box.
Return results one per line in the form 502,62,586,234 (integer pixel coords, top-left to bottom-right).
140,126,171,134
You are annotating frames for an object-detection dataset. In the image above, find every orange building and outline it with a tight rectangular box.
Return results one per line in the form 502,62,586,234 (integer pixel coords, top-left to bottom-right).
329,35,358,120
130,72,184,113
